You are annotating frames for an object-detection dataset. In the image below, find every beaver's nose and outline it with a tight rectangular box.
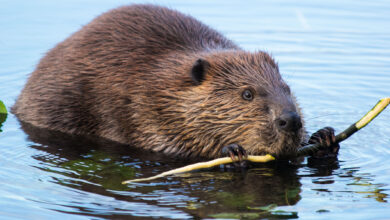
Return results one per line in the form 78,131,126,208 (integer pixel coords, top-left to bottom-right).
275,111,302,132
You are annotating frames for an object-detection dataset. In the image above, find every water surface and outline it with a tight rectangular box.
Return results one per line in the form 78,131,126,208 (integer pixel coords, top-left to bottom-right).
1,0,390,219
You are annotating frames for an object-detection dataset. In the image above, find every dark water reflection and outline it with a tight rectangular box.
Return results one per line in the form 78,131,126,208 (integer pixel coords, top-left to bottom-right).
23,122,307,219
1,0,390,219
20,121,388,218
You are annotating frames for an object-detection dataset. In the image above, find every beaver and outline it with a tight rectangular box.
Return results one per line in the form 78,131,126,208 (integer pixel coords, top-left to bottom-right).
12,4,339,160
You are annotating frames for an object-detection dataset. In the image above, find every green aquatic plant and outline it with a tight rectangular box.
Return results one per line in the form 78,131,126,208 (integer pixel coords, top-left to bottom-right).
0,100,8,132
0,100,6,114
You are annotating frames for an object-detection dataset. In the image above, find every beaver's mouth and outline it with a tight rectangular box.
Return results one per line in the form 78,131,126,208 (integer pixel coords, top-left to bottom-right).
237,121,304,158
251,125,303,158
274,130,304,158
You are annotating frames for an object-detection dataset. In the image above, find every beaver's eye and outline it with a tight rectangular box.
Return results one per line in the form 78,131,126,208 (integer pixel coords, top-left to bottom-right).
242,89,254,101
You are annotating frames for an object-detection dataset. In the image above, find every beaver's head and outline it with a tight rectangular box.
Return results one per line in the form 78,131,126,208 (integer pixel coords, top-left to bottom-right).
173,51,304,158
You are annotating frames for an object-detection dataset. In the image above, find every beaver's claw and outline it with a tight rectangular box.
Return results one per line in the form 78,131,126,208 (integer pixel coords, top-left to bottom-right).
308,127,339,158
221,144,248,168
222,144,247,161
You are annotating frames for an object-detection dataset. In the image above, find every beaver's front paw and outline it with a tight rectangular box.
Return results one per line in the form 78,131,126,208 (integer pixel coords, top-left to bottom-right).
309,127,339,158
221,144,248,168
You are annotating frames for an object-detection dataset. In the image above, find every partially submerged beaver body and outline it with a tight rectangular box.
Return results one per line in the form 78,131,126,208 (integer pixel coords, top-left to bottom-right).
13,4,338,159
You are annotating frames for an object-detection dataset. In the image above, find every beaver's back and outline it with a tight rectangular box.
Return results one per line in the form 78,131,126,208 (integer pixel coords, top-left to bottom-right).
12,4,238,143
65,4,239,65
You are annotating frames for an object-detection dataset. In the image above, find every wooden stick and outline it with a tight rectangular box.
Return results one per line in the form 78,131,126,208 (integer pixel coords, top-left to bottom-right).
123,97,389,184
122,155,275,184
297,97,390,156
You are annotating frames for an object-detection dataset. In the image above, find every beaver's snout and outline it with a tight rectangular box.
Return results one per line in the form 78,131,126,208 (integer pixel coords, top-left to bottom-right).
275,110,302,132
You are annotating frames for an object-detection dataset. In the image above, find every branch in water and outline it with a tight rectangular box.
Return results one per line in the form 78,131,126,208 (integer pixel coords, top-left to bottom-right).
123,97,389,184
297,97,390,157
122,155,275,184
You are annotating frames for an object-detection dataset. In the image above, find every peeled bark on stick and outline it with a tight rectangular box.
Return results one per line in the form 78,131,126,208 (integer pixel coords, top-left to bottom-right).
123,97,389,184
122,155,275,184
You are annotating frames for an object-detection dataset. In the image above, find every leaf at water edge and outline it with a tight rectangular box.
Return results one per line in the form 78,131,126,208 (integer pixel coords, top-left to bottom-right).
0,100,7,114
0,100,7,131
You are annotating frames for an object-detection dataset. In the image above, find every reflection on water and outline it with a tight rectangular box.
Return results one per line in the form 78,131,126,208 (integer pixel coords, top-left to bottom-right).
1,0,390,219
23,122,304,218
20,122,383,219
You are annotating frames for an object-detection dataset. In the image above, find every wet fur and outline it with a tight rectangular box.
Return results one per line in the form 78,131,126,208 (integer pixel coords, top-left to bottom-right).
13,4,304,158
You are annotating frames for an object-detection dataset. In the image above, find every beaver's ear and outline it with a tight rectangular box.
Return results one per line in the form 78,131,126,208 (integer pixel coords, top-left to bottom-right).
191,58,210,85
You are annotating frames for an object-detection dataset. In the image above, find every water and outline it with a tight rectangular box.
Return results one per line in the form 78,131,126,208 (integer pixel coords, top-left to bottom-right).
1,0,390,219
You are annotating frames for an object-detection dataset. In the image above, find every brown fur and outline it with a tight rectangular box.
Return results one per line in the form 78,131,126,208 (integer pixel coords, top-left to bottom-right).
13,4,305,158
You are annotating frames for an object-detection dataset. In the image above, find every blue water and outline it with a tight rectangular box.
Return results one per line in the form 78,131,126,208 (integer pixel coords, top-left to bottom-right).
1,0,390,219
